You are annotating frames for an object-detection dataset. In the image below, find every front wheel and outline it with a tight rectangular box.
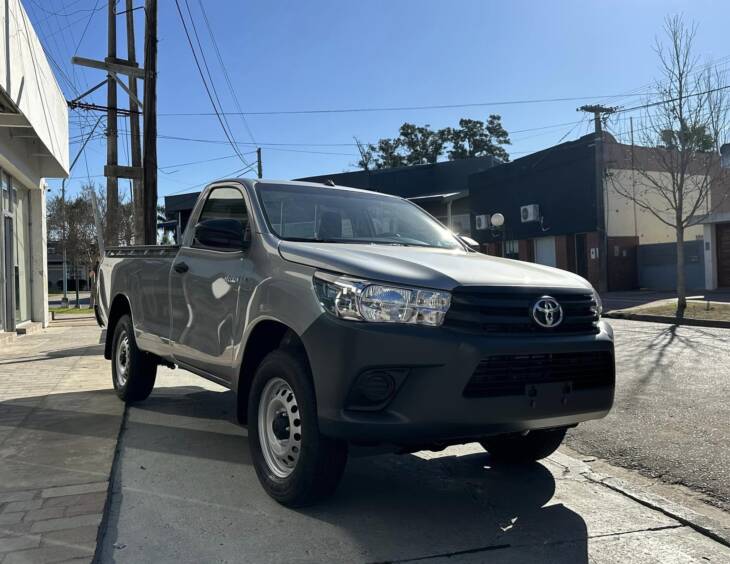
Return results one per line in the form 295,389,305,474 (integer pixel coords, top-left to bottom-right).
111,314,157,403
248,349,347,507
481,427,567,463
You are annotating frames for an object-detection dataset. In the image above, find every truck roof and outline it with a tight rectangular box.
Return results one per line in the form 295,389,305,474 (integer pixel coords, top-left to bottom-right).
213,178,403,199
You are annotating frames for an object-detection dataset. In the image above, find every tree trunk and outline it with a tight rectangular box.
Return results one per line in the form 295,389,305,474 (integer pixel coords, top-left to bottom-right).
675,225,687,319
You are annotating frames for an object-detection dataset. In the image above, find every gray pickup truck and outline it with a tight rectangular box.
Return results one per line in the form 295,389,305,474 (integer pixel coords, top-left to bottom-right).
97,178,614,506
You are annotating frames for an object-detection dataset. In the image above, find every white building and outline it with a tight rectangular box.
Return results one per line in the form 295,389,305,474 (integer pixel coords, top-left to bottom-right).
0,0,68,338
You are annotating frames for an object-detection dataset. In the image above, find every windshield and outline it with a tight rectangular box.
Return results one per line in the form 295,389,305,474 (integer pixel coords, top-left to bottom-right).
256,183,464,250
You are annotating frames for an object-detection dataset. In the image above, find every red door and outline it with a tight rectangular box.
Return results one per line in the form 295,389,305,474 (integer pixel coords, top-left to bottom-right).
717,223,730,288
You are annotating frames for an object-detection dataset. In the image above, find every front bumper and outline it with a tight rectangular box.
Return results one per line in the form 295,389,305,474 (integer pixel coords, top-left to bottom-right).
301,315,615,446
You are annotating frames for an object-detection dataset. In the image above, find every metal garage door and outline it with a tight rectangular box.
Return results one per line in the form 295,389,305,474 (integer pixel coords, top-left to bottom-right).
534,236,557,267
717,223,730,288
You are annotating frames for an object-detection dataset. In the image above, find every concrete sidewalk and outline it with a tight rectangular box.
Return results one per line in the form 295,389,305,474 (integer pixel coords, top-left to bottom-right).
0,320,123,564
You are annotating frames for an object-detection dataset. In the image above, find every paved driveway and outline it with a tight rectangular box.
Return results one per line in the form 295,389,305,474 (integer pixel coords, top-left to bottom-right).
566,319,730,511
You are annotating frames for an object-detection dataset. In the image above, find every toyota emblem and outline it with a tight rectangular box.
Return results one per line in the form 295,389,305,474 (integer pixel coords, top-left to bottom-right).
532,296,563,328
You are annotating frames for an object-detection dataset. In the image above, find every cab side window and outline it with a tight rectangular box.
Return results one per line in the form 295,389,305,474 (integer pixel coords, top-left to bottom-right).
192,186,249,251
198,186,248,223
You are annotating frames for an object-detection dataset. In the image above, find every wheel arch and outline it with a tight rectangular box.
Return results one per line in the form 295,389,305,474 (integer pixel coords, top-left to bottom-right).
235,319,311,424
104,294,133,360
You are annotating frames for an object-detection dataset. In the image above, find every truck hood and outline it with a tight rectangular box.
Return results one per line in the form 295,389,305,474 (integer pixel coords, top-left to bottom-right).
278,242,592,292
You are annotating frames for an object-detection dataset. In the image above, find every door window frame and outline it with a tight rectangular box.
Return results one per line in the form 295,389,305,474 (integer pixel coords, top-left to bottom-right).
184,183,253,254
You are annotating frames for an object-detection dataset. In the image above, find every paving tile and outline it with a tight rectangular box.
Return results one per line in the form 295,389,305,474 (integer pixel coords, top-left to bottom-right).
63,504,104,519
3,545,93,564
2,501,42,514
41,526,98,550
22,508,65,523
40,483,107,500
29,514,102,534
0,534,41,553
42,493,105,510
0,493,35,504
0,513,24,526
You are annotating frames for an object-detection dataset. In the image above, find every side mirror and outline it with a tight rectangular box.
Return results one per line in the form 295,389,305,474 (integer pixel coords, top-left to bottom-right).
193,219,249,251
459,235,480,251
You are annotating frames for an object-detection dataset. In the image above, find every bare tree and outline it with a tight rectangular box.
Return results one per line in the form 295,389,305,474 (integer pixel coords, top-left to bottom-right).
610,15,729,317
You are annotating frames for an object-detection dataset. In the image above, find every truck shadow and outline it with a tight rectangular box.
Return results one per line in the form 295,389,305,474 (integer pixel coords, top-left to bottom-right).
304,453,589,563
123,386,589,563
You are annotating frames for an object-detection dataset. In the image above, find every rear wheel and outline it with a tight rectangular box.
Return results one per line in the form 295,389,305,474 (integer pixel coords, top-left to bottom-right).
481,427,567,463
248,348,347,507
111,314,157,403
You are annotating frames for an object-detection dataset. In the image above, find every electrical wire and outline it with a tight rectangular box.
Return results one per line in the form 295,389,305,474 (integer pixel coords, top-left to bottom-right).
196,0,257,145
173,0,251,167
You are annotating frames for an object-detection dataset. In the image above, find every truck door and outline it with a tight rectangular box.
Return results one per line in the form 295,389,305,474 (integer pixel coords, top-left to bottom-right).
169,185,252,383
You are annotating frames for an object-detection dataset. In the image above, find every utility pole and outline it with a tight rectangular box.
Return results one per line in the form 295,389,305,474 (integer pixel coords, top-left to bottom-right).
142,0,158,245
126,0,144,243
106,0,119,247
577,104,617,293
256,147,263,178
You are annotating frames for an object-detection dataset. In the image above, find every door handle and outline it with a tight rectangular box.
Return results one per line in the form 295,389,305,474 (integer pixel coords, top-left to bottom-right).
173,261,189,274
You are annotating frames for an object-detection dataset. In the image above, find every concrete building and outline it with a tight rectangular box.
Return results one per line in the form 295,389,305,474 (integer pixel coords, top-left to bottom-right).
0,0,69,337
699,144,730,289
469,133,725,291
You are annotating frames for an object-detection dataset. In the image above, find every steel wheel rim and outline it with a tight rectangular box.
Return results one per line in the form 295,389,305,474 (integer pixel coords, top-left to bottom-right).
115,332,130,388
258,377,302,478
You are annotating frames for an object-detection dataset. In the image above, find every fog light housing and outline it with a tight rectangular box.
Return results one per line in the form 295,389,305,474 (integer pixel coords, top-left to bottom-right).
346,368,409,411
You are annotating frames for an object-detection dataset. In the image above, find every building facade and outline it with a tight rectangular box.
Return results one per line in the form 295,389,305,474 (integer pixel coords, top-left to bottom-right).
469,133,725,291
0,0,69,335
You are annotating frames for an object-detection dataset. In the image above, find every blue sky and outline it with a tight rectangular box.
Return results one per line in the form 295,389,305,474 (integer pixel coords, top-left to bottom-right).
26,0,730,201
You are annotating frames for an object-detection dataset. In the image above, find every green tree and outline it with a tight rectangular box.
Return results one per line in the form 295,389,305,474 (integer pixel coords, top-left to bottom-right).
446,116,511,161
658,123,715,152
357,115,511,170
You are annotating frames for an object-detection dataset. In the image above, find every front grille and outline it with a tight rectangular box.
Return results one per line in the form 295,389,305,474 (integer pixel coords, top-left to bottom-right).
463,351,614,398
444,286,599,335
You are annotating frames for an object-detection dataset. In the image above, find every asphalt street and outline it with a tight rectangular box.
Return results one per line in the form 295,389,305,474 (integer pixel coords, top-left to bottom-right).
566,319,730,511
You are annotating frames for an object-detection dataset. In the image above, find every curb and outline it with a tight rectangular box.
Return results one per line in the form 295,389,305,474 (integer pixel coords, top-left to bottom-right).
583,470,730,549
604,311,730,329
550,451,730,549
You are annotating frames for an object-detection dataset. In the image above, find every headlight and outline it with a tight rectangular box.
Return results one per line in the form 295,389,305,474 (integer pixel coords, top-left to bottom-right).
591,287,603,317
313,272,451,326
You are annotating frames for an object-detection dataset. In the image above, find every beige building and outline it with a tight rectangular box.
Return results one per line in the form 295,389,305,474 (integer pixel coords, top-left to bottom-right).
0,0,69,338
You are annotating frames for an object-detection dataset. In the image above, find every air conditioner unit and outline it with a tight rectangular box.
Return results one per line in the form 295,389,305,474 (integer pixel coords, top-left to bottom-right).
475,214,490,230
520,204,540,223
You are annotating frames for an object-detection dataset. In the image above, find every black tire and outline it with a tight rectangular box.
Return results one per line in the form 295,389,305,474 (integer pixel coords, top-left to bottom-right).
248,348,348,507
481,427,567,463
111,314,157,403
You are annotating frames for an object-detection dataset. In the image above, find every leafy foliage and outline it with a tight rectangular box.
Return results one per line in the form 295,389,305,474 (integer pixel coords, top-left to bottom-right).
47,183,135,269
658,123,715,152
357,115,511,170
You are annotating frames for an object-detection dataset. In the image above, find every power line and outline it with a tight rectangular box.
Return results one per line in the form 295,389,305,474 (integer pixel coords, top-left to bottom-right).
73,0,103,57
196,0,257,145
160,163,259,198
614,84,730,114
155,93,656,117
173,0,251,167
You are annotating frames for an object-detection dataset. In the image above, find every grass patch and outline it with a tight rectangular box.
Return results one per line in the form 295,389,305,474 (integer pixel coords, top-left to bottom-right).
630,301,730,321
50,306,93,315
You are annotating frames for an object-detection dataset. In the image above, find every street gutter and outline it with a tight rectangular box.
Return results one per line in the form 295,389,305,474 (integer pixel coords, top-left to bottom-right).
604,311,730,329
